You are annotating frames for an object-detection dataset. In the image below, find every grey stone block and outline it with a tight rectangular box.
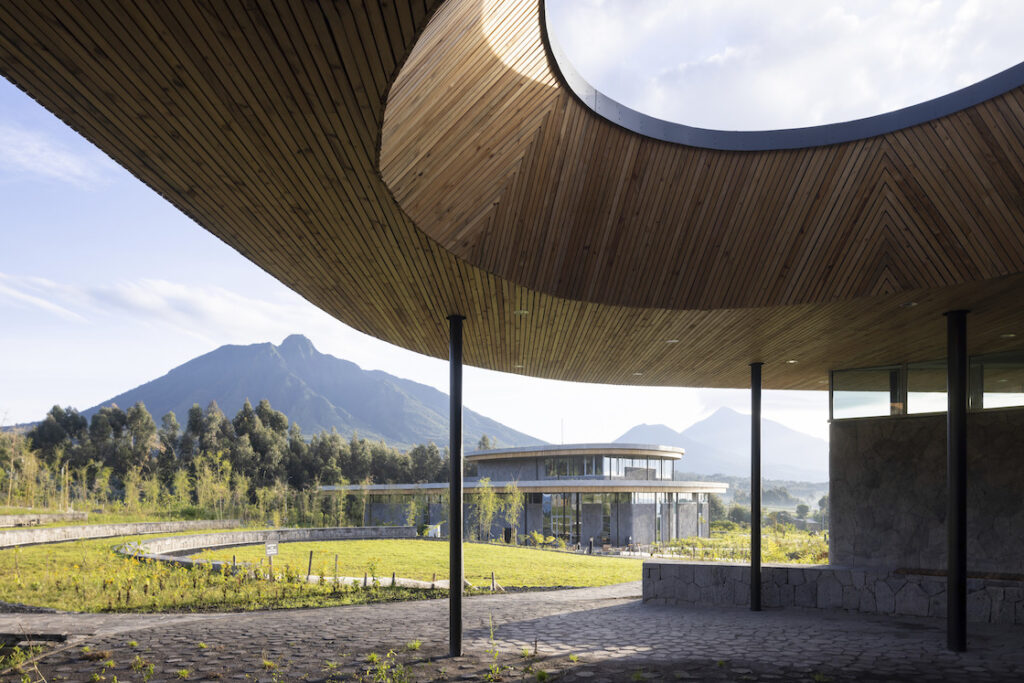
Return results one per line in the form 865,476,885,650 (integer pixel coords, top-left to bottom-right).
929,593,946,619
859,589,876,613
794,583,816,608
817,575,843,609
992,590,1017,625
894,582,930,617
966,589,992,623
693,566,712,588
875,581,894,613
842,585,860,610
734,581,749,606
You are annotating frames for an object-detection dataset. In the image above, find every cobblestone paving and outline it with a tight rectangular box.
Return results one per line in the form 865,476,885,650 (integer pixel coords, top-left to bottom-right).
2,583,1022,682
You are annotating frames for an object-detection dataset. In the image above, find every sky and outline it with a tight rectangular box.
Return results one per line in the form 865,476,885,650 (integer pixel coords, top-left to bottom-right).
5,2,1017,447
546,0,1024,130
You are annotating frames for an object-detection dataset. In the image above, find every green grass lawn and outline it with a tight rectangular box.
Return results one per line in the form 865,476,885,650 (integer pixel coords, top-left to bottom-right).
0,530,451,613
195,539,644,588
0,535,641,613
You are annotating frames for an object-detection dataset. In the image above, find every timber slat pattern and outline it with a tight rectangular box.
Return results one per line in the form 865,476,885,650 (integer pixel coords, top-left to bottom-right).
2,0,1024,393
382,0,1024,311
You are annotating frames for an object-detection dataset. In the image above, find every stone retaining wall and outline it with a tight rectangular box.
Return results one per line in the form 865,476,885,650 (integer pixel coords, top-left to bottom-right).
119,526,418,573
0,512,89,527
131,525,417,555
642,561,1024,625
0,520,241,548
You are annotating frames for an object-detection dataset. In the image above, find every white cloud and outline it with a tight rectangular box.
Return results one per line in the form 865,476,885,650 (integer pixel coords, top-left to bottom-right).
0,123,114,187
548,0,1024,130
0,274,87,322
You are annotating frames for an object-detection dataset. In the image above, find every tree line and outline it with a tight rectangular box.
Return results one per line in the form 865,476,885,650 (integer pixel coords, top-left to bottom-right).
3,399,455,525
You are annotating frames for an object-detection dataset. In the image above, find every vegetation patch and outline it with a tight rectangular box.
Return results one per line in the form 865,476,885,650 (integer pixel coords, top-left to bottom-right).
0,534,446,612
196,538,644,587
659,524,828,564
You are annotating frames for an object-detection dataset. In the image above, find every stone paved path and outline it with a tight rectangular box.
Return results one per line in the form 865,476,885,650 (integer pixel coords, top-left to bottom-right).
2,583,1022,682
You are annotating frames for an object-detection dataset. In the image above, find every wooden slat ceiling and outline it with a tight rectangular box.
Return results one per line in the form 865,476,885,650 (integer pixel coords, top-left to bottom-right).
2,0,1023,392
382,0,1024,311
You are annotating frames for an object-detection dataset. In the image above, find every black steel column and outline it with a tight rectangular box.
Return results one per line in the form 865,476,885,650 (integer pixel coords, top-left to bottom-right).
750,362,763,611
946,310,968,652
448,314,465,657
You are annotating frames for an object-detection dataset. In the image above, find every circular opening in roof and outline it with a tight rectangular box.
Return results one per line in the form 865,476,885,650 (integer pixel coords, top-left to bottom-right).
545,1,1024,131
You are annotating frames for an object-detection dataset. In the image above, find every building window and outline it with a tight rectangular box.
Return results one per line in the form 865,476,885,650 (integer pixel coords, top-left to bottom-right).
832,366,901,419
832,351,1024,419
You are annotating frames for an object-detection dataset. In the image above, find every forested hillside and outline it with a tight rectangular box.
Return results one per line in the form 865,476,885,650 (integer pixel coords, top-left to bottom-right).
4,398,460,525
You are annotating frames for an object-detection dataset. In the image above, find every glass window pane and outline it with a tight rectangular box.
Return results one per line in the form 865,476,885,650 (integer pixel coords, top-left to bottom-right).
832,366,901,418
976,351,1024,410
907,360,946,414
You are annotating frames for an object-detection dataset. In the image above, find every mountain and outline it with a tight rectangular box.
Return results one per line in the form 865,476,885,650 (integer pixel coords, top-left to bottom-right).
615,407,828,481
84,334,544,452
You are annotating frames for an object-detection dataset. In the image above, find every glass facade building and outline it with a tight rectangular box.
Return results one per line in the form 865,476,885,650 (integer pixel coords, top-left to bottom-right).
331,444,727,546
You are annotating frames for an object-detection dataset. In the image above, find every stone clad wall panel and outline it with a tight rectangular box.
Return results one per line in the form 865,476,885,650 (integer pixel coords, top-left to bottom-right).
830,408,1024,573
643,561,1024,625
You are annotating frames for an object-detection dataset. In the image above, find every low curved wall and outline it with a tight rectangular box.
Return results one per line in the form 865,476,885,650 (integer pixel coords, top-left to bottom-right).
0,512,89,527
0,519,241,548
119,526,418,573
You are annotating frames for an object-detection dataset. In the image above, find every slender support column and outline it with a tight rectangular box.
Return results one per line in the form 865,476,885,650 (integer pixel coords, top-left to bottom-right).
750,362,763,611
889,369,901,415
946,310,968,652
448,314,465,657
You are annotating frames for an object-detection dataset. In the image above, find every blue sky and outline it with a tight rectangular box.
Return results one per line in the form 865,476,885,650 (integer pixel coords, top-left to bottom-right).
14,1,1016,446
548,0,1024,130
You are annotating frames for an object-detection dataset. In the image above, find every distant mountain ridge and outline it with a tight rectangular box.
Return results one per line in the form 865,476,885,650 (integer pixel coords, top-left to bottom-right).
84,334,544,452
615,407,828,481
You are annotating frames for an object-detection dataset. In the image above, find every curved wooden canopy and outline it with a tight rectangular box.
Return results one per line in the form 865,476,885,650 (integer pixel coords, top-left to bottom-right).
2,0,1023,391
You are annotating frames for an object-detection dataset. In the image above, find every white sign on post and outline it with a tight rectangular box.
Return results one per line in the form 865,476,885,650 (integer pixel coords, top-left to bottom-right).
265,541,279,556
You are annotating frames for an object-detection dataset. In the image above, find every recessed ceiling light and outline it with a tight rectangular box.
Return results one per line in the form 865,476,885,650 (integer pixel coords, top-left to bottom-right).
786,359,798,364
998,378,1009,383
513,364,524,369
1000,333,1017,339
899,301,918,308
632,372,643,376
665,339,679,344
513,309,529,315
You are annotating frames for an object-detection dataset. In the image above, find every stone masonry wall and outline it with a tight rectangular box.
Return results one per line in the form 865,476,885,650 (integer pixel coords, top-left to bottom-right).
0,512,89,527
133,526,416,555
830,408,1024,573
642,561,1024,625
0,519,240,549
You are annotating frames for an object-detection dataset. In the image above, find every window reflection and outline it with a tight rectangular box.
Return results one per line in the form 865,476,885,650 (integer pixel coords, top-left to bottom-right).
832,351,1024,419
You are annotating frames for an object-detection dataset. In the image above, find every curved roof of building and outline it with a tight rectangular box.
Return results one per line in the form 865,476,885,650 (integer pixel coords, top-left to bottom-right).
3,0,1023,390
466,443,684,462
